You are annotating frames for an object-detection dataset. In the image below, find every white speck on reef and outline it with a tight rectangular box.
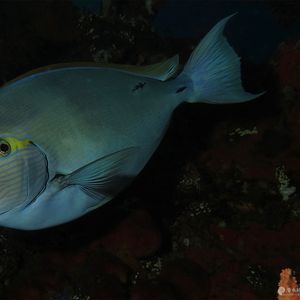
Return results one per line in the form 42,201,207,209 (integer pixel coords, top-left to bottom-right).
92,49,112,63
131,271,140,285
275,165,296,201
183,238,190,247
140,257,163,279
229,126,258,137
189,201,212,217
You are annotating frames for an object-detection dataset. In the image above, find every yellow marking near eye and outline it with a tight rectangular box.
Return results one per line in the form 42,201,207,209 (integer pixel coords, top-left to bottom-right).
3,137,31,152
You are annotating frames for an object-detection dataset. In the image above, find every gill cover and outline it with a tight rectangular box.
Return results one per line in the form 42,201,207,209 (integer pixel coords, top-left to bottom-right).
0,138,48,213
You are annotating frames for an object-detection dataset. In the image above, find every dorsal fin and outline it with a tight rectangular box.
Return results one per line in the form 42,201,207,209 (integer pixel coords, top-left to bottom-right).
120,55,179,80
5,55,179,86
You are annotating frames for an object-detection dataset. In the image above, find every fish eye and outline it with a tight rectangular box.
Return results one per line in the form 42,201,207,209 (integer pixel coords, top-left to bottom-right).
0,139,11,156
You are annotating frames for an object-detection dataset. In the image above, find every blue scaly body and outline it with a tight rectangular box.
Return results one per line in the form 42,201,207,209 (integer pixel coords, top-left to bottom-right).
0,15,262,229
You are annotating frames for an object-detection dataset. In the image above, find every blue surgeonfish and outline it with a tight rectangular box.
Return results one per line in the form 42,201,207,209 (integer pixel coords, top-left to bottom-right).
0,14,263,230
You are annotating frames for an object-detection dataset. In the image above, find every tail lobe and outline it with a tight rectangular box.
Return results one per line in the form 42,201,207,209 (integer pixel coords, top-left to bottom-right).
177,13,264,104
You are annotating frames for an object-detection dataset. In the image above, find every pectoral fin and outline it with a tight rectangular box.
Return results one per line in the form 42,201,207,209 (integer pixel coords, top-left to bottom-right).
61,147,137,201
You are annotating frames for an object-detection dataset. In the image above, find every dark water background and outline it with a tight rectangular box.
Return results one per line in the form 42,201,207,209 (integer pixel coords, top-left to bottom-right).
74,0,300,63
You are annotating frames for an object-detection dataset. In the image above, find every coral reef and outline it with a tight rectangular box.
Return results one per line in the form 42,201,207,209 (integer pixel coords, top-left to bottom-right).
278,268,300,299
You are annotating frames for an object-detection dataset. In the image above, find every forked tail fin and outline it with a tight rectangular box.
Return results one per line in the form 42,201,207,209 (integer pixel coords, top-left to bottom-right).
176,13,264,104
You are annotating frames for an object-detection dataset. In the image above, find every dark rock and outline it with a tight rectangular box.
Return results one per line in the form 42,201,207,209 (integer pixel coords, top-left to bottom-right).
100,210,162,261
1,243,131,299
132,280,184,300
160,258,211,300
257,128,291,157
273,40,300,90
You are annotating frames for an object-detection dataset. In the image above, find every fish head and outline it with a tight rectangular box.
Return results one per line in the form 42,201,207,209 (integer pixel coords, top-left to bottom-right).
0,136,48,213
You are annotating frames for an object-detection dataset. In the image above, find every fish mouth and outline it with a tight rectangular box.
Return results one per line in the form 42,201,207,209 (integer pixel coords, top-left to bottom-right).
0,142,49,214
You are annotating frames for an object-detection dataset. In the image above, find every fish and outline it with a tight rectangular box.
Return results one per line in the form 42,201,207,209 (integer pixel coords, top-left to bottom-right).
0,14,263,230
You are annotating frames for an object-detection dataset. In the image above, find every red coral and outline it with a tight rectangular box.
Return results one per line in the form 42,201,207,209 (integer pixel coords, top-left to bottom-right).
274,41,300,90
